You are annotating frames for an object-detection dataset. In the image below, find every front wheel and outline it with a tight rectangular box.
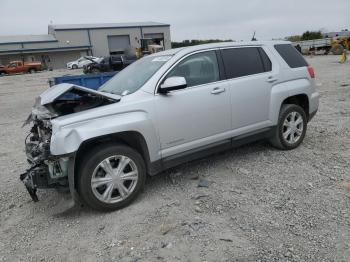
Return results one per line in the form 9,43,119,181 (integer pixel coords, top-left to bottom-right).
269,104,307,150
77,144,146,211
72,64,78,70
29,68,36,74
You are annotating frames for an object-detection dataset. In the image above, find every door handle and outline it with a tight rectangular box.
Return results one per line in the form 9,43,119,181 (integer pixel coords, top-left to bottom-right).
267,76,278,83
211,87,225,94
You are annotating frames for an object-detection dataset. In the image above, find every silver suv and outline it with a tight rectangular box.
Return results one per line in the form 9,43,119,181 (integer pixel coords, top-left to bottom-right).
22,41,319,211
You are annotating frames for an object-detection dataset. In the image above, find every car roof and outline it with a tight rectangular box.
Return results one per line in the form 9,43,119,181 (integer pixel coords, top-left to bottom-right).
151,40,291,57
148,47,184,56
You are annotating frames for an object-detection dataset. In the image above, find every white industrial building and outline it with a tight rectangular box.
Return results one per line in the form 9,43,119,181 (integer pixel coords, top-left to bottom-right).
0,22,171,69
323,30,350,38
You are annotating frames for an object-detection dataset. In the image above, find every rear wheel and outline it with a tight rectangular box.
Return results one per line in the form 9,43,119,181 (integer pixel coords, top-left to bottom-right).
77,143,146,211
29,68,36,74
269,104,307,150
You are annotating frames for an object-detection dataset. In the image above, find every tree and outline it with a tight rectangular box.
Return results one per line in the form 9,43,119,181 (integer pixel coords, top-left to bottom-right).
301,31,323,41
285,35,302,42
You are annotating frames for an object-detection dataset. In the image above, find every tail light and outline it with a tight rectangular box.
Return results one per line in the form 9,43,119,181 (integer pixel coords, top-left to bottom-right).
307,65,315,79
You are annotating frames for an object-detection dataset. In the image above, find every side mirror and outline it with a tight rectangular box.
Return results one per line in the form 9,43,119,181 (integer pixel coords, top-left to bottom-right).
159,76,187,94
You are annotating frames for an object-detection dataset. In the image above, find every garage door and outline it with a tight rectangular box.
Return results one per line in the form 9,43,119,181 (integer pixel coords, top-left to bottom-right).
107,35,131,52
144,33,164,39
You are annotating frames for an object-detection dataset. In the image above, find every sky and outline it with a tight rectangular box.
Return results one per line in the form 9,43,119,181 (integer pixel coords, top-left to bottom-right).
0,0,349,41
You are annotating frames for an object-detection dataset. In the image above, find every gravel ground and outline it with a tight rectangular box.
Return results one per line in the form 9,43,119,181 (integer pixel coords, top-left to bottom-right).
0,56,349,262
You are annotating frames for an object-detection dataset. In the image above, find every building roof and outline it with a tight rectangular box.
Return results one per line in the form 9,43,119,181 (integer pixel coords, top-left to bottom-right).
323,31,350,38
0,34,57,45
0,45,91,55
49,21,170,31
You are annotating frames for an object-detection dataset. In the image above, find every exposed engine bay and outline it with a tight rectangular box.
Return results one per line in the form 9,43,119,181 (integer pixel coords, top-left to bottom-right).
20,84,119,201
48,89,115,116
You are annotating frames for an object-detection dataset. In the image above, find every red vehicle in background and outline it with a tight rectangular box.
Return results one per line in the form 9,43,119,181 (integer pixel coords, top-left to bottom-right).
0,61,42,75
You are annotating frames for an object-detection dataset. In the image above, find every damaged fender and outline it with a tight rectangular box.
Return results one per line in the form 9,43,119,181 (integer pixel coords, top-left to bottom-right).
50,111,157,158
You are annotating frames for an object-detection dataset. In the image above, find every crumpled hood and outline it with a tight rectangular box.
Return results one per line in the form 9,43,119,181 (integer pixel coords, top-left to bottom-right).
39,83,121,105
22,83,121,125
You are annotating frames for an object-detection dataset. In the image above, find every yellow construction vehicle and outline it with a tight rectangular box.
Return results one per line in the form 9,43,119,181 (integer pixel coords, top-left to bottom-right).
330,37,350,55
339,50,347,63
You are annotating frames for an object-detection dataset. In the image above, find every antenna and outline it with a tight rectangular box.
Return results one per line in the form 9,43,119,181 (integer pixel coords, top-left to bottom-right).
251,31,257,41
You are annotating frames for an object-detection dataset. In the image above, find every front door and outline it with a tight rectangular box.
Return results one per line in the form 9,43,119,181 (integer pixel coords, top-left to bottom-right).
155,50,231,158
6,62,20,74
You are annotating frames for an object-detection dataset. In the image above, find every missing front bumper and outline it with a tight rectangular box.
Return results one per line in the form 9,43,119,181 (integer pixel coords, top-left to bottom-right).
20,166,46,202
20,171,38,202
20,163,69,202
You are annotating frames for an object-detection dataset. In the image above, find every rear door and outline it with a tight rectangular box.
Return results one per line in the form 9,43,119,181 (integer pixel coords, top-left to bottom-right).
16,62,25,73
220,46,275,131
155,50,231,158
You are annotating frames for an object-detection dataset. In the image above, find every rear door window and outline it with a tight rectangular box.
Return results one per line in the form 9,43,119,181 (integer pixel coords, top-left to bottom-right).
274,44,308,68
221,47,270,79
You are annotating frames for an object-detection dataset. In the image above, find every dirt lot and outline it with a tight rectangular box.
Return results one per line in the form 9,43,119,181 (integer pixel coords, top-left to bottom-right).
0,57,349,262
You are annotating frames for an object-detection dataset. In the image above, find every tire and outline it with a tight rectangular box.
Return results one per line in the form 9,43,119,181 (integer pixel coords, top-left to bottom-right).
72,64,78,70
91,68,100,74
269,104,307,150
77,143,146,211
330,44,344,55
29,68,36,74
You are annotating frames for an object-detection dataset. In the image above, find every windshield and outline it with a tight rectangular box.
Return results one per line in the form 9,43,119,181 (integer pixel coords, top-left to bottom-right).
99,55,172,95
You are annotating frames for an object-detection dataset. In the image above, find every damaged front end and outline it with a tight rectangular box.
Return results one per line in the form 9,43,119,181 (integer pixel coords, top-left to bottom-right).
21,84,120,202
21,106,69,201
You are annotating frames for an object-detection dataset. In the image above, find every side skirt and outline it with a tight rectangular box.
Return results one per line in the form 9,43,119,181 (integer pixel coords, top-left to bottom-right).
148,126,276,176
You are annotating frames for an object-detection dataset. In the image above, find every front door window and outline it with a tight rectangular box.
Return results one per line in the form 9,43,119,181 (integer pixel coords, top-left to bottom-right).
166,51,220,88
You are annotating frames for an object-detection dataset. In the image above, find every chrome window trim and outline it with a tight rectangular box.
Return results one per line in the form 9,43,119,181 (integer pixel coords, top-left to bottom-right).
154,45,273,95
154,48,221,95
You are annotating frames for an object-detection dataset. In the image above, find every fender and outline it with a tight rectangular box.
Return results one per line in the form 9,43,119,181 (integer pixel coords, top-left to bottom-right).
269,78,311,125
50,110,161,162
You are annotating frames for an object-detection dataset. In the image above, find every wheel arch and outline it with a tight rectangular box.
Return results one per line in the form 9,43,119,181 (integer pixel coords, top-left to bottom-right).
281,93,309,120
74,131,153,189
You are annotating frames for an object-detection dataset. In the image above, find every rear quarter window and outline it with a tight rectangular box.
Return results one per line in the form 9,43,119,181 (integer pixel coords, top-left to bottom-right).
274,44,308,68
